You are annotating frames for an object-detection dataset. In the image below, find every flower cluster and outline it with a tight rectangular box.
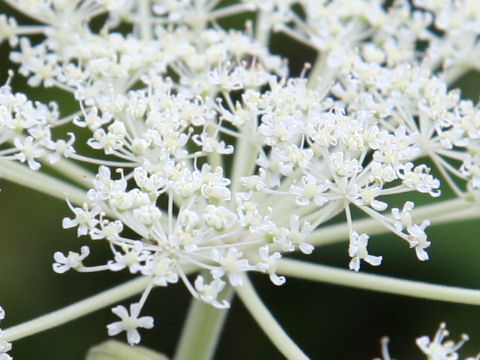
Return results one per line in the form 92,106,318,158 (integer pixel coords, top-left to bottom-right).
0,0,480,357
376,323,480,360
0,76,64,170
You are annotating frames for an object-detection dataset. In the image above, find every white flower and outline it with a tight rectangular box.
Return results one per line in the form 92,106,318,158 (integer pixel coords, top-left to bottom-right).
286,215,314,255
46,132,76,163
398,163,441,197
351,185,388,212
0,15,18,46
90,219,123,241
203,204,237,230
348,232,382,271
194,276,230,309
62,201,101,237
407,220,431,261
416,322,470,360
289,174,330,207
13,136,44,170
257,245,286,286
0,307,12,360
375,324,479,360
107,242,147,273
212,248,254,287
52,246,90,273
392,201,415,232
107,303,154,345
142,257,179,287
0,335,12,360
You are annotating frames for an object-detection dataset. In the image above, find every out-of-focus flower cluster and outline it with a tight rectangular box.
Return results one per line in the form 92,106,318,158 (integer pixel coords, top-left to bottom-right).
376,323,480,360
1,0,480,351
0,307,12,360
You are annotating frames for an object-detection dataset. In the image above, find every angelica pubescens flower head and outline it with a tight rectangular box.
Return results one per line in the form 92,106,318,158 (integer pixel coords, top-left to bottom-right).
1,0,480,354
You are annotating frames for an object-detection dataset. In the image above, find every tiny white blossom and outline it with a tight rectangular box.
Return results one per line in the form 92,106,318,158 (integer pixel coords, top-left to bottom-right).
407,220,431,261
0,307,12,360
142,257,179,286
62,201,101,237
257,245,286,286
52,246,90,273
46,132,76,163
416,322,470,360
212,248,254,287
392,201,415,232
107,303,154,345
286,215,314,255
348,232,382,271
398,163,441,197
13,136,43,170
194,276,230,309
107,242,147,273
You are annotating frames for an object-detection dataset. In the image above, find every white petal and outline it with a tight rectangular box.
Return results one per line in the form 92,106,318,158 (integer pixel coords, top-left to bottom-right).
53,251,67,263
137,316,154,329
107,322,124,336
415,247,429,261
229,272,243,287
270,273,286,286
126,329,141,345
52,263,69,274
299,243,314,255
111,305,128,319
365,255,383,267
349,257,360,272
62,217,77,229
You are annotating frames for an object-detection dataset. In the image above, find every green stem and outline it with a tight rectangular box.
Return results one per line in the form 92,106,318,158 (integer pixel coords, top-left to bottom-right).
235,274,310,360
230,128,258,195
255,10,270,47
47,157,95,189
307,51,335,93
276,258,480,305
206,126,222,170
441,62,469,85
173,283,234,360
138,0,152,41
0,159,89,206
3,277,150,342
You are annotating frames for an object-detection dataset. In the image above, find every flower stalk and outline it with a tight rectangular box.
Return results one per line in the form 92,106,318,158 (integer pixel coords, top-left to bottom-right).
277,259,480,306
173,283,234,360
235,275,310,360
3,277,150,342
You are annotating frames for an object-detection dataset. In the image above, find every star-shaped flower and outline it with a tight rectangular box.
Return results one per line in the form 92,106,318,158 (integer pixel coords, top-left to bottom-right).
107,303,154,345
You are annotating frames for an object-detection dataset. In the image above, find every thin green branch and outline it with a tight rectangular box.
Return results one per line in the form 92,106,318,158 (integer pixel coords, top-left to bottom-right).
276,258,480,305
0,159,88,206
173,283,234,360
235,274,310,360
47,157,95,189
3,277,151,342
